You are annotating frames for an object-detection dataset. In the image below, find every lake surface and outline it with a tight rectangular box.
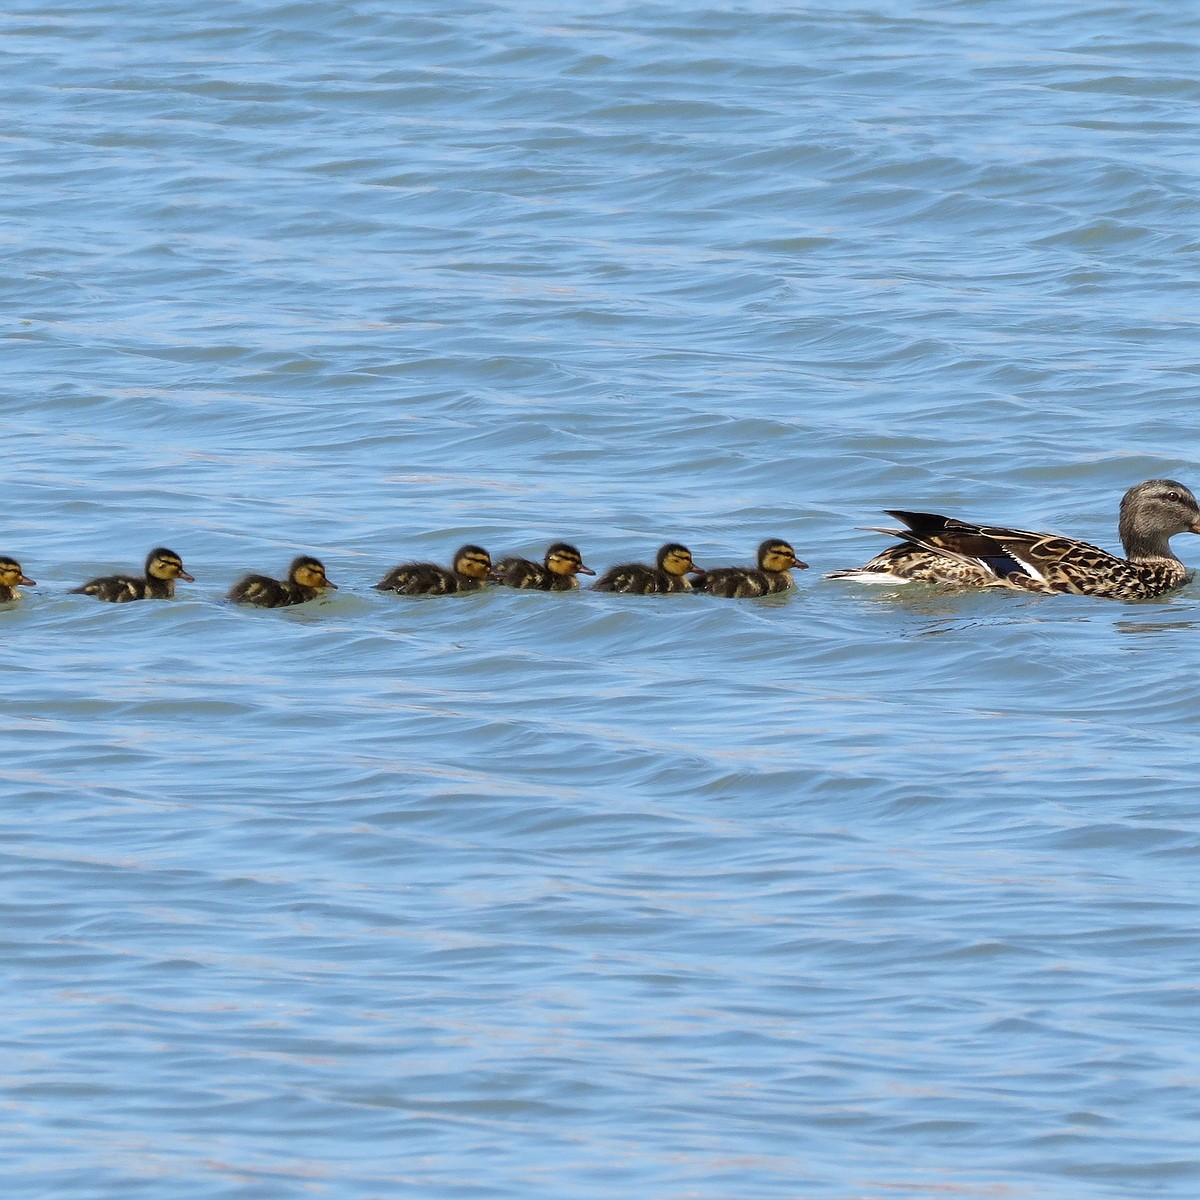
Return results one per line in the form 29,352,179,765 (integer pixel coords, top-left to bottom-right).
4,1,1200,1196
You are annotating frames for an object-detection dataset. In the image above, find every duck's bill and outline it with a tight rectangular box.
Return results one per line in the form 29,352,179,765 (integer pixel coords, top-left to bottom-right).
179,571,196,582
793,559,810,570
19,575,35,586
577,566,597,575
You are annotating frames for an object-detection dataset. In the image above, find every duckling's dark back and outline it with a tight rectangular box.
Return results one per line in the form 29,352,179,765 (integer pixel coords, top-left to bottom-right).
72,547,193,603
378,562,456,595
72,574,147,602
227,573,296,607
497,555,554,590
498,542,592,591
228,556,333,608
694,540,805,598
592,562,663,594
593,543,698,594
377,545,493,596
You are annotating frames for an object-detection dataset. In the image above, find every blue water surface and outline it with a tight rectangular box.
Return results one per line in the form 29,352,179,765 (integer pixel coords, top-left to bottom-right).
3,1,1200,1197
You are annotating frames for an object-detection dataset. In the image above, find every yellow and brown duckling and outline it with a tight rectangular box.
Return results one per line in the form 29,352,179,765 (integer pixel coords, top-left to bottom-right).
376,544,498,596
227,555,337,608
827,479,1200,600
497,542,595,591
693,539,808,598
592,543,702,594
72,547,194,602
0,557,35,602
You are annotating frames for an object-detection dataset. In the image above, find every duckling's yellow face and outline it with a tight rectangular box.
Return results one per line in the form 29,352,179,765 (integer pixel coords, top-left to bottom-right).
294,562,334,590
149,552,194,582
455,549,494,580
0,560,32,589
761,543,802,573
547,548,595,577
661,548,697,577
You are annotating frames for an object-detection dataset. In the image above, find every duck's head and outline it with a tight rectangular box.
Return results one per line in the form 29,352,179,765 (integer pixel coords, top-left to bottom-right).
657,543,701,577
289,556,336,590
453,544,497,582
146,548,194,583
0,557,34,589
1119,480,1200,557
545,542,595,577
757,539,808,573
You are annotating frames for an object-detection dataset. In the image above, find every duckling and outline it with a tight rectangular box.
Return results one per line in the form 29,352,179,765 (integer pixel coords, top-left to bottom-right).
827,479,1200,599
497,542,595,591
227,556,337,608
376,544,498,596
592,543,702,594
693,539,808,598
0,557,34,602
72,547,194,602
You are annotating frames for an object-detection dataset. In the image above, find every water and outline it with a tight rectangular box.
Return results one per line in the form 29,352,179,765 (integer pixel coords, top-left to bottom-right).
4,2,1200,1196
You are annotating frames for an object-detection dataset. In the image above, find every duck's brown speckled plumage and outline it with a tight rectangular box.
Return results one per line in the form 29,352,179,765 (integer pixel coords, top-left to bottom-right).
497,542,595,591
0,557,35,603
228,556,337,608
693,539,807,598
376,544,497,596
72,548,194,602
592,543,701,595
827,480,1200,600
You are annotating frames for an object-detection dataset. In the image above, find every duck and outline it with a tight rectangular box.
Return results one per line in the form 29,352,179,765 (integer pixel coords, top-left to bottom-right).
376,544,498,595
592,543,702,594
72,547,194,602
693,539,808,598
497,542,595,590
0,557,35,602
227,556,337,607
825,479,1200,599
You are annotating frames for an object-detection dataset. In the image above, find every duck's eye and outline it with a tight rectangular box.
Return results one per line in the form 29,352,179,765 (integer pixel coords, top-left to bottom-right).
1166,491,1182,503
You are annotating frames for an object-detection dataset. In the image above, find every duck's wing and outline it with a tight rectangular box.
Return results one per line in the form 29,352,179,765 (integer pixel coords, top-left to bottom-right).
911,517,1151,595
827,510,1039,588
967,526,1186,597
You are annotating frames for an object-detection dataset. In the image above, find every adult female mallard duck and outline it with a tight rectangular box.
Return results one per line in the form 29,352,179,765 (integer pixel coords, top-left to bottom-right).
72,548,194,602
826,479,1200,599
693,539,807,598
0,557,34,602
497,542,595,590
227,556,337,607
376,544,498,595
592,543,702,594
